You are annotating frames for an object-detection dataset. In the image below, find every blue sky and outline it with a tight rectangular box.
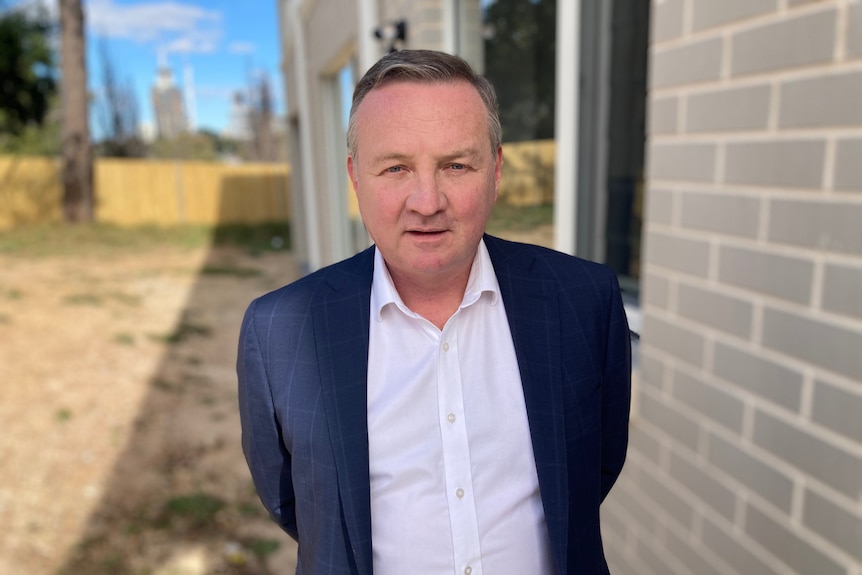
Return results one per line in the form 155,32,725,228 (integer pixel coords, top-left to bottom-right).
83,0,283,135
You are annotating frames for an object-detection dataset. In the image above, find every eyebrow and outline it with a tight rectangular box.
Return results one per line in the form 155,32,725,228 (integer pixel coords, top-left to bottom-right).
369,148,484,166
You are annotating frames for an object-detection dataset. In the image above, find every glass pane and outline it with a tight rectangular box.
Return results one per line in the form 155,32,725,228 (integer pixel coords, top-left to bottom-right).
468,0,557,248
482,0,556,142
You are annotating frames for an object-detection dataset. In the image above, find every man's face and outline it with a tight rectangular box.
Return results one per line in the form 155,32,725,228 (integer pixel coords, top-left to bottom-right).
347,80,502,286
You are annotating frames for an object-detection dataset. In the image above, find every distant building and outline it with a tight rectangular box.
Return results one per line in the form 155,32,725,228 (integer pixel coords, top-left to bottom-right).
224,91,251,141
151,67,188,139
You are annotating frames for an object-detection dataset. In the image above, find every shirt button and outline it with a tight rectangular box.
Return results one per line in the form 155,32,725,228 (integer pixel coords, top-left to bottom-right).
456,488,464,499
447,413,456,423
442,342,450,352
465,567,472,575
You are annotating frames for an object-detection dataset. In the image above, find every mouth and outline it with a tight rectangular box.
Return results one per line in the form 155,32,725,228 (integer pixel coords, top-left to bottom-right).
407,228,447,235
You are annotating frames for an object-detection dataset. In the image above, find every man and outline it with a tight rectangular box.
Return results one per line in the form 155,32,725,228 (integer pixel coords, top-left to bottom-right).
238,50,631,575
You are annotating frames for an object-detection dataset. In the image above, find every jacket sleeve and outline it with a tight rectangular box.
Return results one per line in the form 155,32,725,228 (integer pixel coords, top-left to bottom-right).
600,273,632,501
237,300,298,539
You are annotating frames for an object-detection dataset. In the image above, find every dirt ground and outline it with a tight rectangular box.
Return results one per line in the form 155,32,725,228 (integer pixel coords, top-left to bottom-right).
0,241,301,575
0,226,552,575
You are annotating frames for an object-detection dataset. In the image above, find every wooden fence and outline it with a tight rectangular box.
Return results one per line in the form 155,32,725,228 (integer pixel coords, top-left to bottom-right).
0,156,291,229
1,141,553,229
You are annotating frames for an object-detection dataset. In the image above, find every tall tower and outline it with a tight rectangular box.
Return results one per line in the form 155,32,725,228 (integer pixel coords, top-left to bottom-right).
150,66,187,139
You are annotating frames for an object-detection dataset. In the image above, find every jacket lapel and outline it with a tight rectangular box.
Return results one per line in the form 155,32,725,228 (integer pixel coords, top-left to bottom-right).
312,247,375,575
485,235,569,574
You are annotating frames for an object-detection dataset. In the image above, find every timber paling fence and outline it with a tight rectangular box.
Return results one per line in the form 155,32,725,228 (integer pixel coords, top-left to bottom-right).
0,156,292,229
0,141,555,229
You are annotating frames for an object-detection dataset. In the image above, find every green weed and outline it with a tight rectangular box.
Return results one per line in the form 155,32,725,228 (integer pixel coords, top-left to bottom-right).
113,332,135,345
63,293,103,306
163,492,225,529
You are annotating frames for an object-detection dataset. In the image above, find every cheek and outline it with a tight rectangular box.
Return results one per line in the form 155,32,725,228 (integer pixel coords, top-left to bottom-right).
358,189,401,226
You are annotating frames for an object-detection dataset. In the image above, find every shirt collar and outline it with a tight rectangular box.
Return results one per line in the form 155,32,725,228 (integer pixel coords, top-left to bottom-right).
371,238,500,322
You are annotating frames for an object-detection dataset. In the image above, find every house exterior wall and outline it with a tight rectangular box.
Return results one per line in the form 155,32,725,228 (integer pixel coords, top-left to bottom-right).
281,0,363,271
602,2,862,575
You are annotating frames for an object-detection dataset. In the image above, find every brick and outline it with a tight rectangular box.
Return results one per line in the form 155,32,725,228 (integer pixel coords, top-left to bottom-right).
753,409,862,499
745,503,846,575
718,245,814,305
600,506,626,540
639,463,697,530
823,263,862,320
638,538,682,575
672,368,746,432
644,231,711,277
664,528,725,575
604,475,659,534
677,282,754,338
763,306,862,381
803,488,862,562
639,350,666,393
780,72,862,129
645,187,674,225
643,312,707,367
687,84,771,133
707,431,795,512
648,142,717,182
724,140,826,189
604,548,645,575
638,387,701,451
651,0,684,43
848,2,862,59
712,342,804,412
669,450,737,520
692,0,776,32
629,423,663,464
834,138,862,192
811,379,862,442
652,37,723,89
680,192,760,238
769,199,862,255
702,517,784,575
641,271,670,310
788,0,828,6
648,96,678,135
731,9,837,77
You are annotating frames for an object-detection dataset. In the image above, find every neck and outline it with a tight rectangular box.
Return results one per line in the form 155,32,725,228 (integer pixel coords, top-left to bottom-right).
388,266,471,330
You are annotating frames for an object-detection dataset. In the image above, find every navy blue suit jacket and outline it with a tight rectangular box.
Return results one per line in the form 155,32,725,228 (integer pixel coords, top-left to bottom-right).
238,235,631,574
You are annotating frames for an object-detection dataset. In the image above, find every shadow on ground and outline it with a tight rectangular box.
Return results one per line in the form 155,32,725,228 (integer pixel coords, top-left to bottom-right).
55,183,300,575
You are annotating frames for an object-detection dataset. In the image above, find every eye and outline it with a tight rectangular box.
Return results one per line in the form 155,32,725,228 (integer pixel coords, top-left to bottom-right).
386,166,404,173
449,163,466,171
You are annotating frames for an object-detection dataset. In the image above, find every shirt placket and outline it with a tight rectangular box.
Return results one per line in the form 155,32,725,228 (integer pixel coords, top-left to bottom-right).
437,315,484,575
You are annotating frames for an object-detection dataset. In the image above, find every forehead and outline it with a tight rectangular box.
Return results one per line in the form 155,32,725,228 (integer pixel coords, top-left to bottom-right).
353,80,488,151
358,80,485,120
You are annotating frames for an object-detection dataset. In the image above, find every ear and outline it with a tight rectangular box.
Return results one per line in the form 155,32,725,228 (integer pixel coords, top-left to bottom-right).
493,145,503,201
347,155,359,194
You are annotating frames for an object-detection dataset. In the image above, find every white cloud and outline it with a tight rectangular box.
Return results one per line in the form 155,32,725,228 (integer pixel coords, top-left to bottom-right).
228,41,256,55
85,0,222,55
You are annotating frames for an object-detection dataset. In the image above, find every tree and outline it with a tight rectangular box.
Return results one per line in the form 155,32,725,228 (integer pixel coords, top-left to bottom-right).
96,39,146,157
483,0,556,142
0,2,56,137
59,0,93,222
244,72,282,162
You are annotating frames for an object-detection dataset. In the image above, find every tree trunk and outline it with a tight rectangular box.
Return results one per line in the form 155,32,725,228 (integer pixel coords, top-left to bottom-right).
59,0,93,223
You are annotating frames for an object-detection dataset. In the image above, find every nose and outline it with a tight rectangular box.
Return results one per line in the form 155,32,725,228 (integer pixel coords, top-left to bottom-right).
406,171,447,216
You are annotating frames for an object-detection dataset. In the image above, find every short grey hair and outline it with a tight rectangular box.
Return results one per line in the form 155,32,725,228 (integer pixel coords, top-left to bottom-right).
346,49,502,158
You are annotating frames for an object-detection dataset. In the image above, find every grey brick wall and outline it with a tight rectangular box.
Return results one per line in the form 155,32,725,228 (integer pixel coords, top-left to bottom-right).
603,2,862,574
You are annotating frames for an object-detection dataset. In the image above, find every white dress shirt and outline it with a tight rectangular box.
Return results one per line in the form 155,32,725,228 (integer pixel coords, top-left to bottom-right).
367,240,554,575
